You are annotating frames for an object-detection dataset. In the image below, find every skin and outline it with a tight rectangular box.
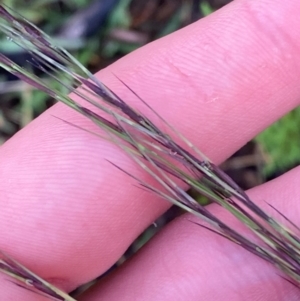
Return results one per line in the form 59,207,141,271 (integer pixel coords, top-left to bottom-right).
1,0,300,299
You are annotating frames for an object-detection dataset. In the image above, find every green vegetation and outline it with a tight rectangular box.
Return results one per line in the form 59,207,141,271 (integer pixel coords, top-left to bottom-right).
256,107,300,177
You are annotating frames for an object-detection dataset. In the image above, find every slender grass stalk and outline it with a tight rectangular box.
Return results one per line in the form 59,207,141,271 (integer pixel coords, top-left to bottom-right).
0,251,76,300
0,4,300,298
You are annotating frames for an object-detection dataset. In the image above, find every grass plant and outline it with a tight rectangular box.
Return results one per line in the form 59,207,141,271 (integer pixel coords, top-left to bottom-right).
0,4,300,300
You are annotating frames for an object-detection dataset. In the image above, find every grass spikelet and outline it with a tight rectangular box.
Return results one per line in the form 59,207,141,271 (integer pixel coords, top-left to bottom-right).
0,251,76,300
1,4,300,297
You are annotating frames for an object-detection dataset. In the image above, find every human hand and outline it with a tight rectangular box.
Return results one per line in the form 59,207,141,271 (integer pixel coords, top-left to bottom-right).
1,0,300,300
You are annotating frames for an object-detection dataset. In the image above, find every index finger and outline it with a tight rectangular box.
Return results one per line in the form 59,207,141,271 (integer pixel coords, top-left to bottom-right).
1,0,300,298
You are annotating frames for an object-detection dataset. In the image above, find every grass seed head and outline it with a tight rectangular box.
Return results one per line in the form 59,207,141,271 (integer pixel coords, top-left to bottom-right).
1,3,300,296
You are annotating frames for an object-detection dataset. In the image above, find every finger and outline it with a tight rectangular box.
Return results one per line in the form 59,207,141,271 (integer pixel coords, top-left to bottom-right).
81,167,300,301
1,0,300,297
